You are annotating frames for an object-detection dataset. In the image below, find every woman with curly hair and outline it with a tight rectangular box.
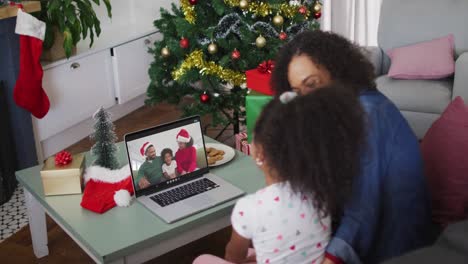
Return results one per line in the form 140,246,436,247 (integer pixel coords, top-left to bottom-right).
271,30,432,264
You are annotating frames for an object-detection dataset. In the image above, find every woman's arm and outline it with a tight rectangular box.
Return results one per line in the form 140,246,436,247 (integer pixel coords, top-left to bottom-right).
187,147,197,172
325,107,382,264
225,229,251,263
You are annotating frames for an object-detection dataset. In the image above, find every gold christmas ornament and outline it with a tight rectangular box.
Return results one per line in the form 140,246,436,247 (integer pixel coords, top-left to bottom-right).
256,35,267,48
161,47,170,58
313,1,322,13
239,0,249,10
273,14,284,26
172,50,245,86
208,42,218,54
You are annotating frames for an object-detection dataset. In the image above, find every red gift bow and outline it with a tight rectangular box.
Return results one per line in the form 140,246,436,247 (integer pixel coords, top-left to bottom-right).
55,150,73,166
257,60,275,74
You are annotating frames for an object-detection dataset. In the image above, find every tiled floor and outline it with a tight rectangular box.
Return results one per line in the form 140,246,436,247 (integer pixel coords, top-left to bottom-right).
0,186,28,242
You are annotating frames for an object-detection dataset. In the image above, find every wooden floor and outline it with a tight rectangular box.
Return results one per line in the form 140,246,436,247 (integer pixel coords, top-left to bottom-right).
0,103,237,264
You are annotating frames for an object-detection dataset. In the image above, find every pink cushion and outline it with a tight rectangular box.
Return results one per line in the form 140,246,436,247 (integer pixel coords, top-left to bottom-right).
387,35,455,79
421,96,468,227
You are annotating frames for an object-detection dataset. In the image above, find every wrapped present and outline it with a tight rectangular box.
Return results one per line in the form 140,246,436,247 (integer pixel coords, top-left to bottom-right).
245,60,275,95
246,91,273,142
241,139,251,156
235,132,248,152
40,152,86,196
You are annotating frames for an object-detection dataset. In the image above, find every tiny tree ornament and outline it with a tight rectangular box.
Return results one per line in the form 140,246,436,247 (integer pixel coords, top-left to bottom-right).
200,92,210,103
256,35,266,48
279,31,288,41
273,14,284,27
298,6,307,15
239,0,249,10
313,1,322,13
161,47,170,58
188,0,198,5
314,12,322,19
208,42,218,54
231,49,241,60
179,37,190,49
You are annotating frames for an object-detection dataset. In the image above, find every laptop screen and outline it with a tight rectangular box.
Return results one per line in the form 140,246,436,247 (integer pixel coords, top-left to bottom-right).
124,116,209,197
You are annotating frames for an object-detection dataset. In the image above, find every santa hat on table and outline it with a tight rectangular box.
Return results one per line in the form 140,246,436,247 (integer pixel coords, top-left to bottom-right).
176,129,191,143
140,142,152,156
14,8,50,118
80,165,135,214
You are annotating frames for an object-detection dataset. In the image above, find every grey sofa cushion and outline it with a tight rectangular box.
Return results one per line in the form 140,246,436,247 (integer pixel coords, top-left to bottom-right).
376,76,452,114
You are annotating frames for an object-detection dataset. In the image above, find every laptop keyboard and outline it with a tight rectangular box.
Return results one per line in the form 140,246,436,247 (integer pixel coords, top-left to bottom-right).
150,178,220,207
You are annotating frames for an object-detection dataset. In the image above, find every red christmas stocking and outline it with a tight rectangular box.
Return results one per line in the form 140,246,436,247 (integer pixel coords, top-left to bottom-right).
13,9,50,119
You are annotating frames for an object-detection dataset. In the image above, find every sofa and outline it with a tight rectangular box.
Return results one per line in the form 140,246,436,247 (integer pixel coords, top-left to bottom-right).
365,0,468,139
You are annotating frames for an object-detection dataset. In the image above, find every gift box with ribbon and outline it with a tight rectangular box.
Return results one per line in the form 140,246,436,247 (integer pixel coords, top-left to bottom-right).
241,140,251,156
245,60,275,96
235,132,247,152
40,151,86,196
246,91,273,142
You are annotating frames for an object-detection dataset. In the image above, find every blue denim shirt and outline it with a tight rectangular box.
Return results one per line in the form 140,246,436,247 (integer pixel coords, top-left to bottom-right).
326,90,432,264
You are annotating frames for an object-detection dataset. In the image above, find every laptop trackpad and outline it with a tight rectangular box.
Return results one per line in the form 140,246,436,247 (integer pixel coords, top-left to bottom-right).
185,194,215,208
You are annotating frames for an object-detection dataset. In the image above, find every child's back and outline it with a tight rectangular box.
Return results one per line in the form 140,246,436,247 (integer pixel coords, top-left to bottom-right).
232,182,330,264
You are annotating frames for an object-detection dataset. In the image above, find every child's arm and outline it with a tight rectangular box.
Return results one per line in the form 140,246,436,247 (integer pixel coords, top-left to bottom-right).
225,228,251,263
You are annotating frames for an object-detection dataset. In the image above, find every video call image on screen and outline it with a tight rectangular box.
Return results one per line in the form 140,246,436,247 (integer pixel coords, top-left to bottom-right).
127,122,207,191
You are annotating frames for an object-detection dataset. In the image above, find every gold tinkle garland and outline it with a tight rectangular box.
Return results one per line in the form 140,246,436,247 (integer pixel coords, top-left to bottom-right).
181,0,196,24
172,50,246,86
224,0,304,19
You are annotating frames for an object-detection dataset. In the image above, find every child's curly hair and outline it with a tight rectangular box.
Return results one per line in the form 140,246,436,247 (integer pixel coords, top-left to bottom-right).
253,84,365,218
160,148,173,162
271,30,376,95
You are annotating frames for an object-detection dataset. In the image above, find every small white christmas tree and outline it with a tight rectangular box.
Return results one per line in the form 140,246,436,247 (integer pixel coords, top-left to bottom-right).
90,107,119,170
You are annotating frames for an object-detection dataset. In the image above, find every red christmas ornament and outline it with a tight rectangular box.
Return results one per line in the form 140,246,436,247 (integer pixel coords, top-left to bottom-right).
55,150,73,166
279,31,288,41
188,0,198,5
314,12,322,19
298,6,307,15
231,49,241,60
180,37,190,49
200,92,210,103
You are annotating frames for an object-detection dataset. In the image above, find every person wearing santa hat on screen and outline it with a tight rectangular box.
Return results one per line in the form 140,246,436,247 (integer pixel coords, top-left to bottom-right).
175,129,197,175
135,142,164,190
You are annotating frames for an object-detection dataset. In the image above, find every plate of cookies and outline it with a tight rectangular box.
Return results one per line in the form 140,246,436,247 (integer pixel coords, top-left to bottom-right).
205,143,235,167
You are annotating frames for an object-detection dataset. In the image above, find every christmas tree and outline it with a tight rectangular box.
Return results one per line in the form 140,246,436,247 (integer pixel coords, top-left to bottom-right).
90,107,119,170
147,0,322,131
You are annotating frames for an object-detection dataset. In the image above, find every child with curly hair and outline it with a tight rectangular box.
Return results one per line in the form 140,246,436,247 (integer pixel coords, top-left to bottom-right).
193,85,365,264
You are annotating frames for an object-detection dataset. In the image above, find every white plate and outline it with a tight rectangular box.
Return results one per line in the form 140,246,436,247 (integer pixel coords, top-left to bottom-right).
205,143,236,167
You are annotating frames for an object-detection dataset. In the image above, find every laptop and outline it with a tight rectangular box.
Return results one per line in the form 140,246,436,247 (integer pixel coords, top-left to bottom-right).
124,116,245,223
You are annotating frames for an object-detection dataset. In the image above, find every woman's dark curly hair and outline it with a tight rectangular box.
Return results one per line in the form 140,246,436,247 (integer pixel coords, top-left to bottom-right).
271,30,376,95
253,84,365,218
160,148,173,162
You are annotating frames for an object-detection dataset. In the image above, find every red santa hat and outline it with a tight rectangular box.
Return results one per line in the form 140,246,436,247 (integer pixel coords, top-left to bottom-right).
80,165,134,214
140,142,151,156
176,129,191,143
